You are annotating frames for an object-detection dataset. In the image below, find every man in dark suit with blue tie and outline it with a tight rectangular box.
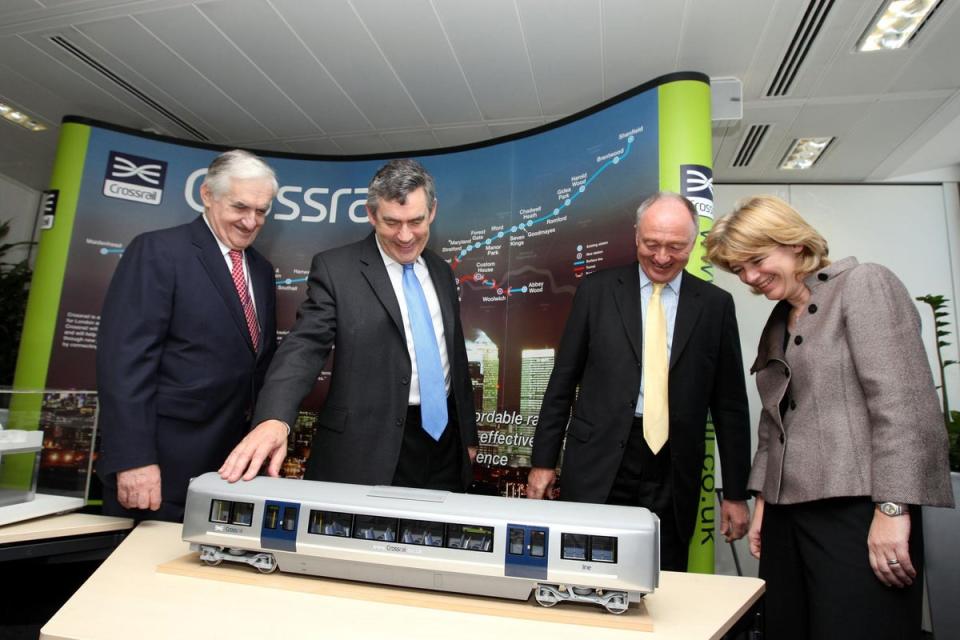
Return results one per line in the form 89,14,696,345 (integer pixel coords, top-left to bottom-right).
219,159,477,490
97,149,279,522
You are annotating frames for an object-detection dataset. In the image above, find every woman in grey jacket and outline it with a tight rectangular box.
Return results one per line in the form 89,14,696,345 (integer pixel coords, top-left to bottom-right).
705,195,953,640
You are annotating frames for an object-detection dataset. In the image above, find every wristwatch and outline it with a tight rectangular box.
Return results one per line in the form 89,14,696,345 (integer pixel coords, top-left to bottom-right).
877,501,906,517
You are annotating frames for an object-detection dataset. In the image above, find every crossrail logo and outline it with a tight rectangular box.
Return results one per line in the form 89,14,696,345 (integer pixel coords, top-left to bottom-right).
102,151,167,205
680,164,714,219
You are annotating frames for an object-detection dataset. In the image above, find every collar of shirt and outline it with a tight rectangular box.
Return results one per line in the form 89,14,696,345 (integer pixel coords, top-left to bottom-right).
638,265,684,296
202,214,256,306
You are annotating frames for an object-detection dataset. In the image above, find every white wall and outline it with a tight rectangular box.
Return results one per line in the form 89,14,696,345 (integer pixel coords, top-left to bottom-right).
711,183,960,578
0,174,41,264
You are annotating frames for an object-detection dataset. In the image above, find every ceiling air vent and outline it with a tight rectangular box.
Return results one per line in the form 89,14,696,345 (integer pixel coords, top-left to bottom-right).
766,0,835,97
49,35,209,141
732,124,770,168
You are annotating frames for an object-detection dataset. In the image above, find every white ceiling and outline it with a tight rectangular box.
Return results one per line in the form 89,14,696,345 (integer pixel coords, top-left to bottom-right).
1,0,959,191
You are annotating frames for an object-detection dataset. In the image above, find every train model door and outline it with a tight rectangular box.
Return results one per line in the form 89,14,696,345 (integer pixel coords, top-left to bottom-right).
504,524,548,579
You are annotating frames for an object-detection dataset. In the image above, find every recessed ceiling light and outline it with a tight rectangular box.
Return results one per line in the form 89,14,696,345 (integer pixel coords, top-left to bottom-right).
0,100,48,132
779,137,834,170
857,0,942,52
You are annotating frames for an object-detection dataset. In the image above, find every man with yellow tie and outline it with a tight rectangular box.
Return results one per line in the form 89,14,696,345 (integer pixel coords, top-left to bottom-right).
527,192,751,571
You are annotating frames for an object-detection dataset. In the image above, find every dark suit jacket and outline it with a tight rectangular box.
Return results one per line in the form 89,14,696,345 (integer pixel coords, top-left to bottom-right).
96,216,277,518
253,232,478,489
531,263,751,539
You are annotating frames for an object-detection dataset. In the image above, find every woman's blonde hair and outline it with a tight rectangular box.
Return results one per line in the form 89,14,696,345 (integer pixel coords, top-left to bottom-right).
704,195,830,276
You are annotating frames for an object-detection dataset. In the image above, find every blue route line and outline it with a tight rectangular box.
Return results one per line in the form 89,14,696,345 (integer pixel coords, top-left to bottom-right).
455,135,635,263
276,276,309,286
99,247,124,255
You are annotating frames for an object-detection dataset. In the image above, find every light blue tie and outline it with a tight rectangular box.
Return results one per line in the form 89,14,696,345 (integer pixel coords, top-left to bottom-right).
402,263,448,440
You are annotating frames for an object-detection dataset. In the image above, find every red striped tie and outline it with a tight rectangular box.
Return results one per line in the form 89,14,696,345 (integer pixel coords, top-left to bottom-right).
229,250,260,352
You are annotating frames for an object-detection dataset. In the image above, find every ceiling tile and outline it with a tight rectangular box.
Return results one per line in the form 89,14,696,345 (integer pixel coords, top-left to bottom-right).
433,0,540,120
135,5,319,138
199,0,371,135
517,0,603,116
271,0,425,129
602,0,683,97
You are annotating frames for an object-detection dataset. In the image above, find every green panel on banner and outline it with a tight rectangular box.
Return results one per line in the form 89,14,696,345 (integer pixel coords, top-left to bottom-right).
658,78,717,574
3,122,91,489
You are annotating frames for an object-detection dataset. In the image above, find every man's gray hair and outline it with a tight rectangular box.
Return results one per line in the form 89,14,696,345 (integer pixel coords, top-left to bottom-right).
366,159,437,216
202,149,278,199
635,191,699,240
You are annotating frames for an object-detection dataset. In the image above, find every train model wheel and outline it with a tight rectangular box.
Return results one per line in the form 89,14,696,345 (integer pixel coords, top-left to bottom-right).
253,553,278,574
603,594,629,615
534,586,559,608
201,557,222,567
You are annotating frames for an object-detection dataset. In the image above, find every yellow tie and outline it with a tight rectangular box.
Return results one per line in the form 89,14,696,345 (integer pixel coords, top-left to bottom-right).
643,282,669,454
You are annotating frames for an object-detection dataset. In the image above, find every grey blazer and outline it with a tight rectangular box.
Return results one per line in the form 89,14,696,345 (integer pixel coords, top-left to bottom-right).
748,257,953,507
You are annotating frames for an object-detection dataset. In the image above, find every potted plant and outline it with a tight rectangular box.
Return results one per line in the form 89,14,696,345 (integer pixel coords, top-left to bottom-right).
916,294,960,639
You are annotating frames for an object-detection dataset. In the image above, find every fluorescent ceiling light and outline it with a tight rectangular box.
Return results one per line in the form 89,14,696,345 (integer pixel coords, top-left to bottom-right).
779,137,834,170
857,0,942,52
0,100,47,132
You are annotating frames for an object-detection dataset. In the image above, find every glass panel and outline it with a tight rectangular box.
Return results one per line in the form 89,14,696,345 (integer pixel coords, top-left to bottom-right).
353,514,398,542
282,506,298,531
448,524,494,552
590,535,617,563
264,504,279,529
508,527,524,555
309,510,353,537
210,499,231,524
561,533,587,560
230,502,254,526
530,529,546,557
399,519,444,546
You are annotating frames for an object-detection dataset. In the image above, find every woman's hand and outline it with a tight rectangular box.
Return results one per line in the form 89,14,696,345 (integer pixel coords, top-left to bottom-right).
867,508,915,588
748,494,764,559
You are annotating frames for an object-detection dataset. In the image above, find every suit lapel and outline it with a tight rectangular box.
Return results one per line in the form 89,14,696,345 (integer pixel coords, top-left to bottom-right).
670,271,704,369
424,250,456,355
358,233,405,337
613,264,642,362
190,217,253,352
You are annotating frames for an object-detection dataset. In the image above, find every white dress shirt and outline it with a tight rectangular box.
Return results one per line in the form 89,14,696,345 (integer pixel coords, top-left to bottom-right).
374,237,452,404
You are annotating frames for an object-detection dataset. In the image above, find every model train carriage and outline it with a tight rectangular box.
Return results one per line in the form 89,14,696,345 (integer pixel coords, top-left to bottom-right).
182,473,659,614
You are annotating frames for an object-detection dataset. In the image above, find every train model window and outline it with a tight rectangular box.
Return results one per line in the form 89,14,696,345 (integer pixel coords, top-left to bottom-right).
230,502,255,527
308,510,353,537
263,504,280,529
353,514,398,542
508,528,524,555
590,535,617,563
447,524,494,552
282,507,298,531
530,530,546,557
560,533,588,560
399,519,444,546
209,499,231,524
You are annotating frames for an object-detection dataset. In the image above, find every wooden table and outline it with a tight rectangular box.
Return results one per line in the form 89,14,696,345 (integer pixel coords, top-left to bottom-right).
41,521,763,639
0,513,133,562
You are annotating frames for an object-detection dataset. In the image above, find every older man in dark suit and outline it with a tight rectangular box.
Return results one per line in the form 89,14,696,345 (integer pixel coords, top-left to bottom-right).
527,192,751,571
219,159,477,491
97,149,279,522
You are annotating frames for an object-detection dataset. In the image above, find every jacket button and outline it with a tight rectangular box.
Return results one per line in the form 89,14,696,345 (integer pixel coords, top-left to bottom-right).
618,440,625,448
779,433,785,444
818,273,828,281
794,335,803,346
401,376,409,385
396,418,404,427
808,304,818,314
790,399,797,410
